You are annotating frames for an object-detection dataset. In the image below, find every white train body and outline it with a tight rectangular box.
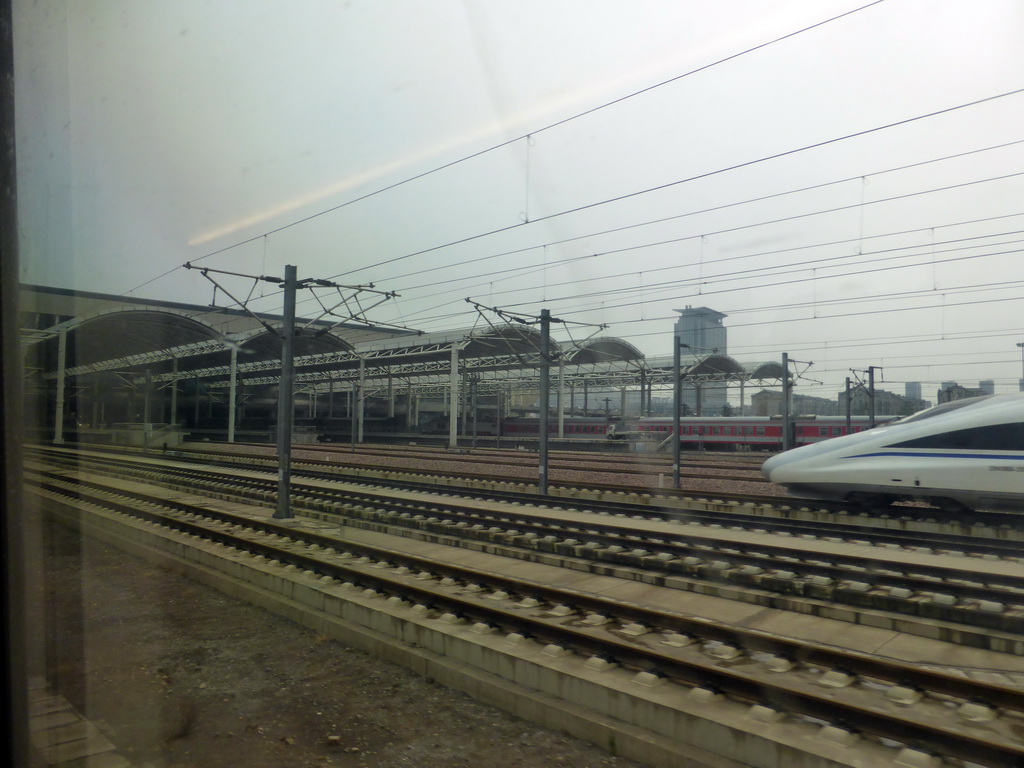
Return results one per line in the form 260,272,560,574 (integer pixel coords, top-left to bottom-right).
761,393,1024,512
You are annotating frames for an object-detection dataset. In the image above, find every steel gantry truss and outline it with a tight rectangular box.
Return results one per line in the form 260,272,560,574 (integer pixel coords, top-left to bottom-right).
24,286,789,476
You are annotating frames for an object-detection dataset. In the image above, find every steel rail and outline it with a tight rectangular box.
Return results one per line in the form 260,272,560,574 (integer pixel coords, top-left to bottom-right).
28,452,1024,626
26,473,1024,767
25,469,1024,705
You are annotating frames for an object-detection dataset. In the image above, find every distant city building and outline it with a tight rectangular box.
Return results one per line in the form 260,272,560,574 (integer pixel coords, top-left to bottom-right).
839,387,924,416
905,382,922,401
674,307,728,415
673,306,727,358
938,383,986,402
751,390,838,416
979,379,995,395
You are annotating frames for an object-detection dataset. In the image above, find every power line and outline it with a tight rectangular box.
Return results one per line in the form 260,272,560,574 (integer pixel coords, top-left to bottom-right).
383,138,1024,292
478,234,1024,319
188,1,887,267
328,86,1024,281
163,132,1024,330
459,231,1024,310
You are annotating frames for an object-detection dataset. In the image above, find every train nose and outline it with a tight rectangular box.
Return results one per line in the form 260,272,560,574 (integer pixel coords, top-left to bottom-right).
761,452,789,482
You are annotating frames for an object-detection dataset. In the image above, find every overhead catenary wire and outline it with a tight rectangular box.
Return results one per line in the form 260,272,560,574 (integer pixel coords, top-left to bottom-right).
357,138,1024,290
186,0,887,268
324,86,1024,282
157,114,1024,333
496,241,1024,317
420,222,1024,314
384,209,1024,328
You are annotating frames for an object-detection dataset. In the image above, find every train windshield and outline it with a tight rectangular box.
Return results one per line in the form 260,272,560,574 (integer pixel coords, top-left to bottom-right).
890,395,995,426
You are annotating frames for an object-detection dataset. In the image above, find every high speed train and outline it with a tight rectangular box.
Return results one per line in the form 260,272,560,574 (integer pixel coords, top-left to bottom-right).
761,393,1024,512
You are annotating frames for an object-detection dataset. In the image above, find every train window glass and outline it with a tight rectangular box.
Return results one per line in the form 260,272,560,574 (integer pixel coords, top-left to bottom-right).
888,423,1024,451
896,395,994,425
832,427,842,436
756,427,765,435
819,427,828,436
744,426,753,435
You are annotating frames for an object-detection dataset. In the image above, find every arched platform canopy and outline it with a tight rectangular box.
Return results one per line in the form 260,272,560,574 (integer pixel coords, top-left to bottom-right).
746,360,787,380
23,284,786,403
683,353,747,379
563,336,644,365
33,308,358,381
176,325,652,395
33,308,229,379
639,353,786,389
20,281,393,383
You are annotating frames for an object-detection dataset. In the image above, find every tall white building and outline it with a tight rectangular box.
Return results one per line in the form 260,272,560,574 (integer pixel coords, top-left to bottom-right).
674,306,727,359
673,307,728,415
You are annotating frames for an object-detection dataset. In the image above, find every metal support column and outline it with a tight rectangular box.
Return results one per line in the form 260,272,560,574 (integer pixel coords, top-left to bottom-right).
449,346,459,448
351,382,357,452
193,376,201,427
460,370,469,437
143,368,152,450
845,377,852,433
357,357,365,443
227,347,237,443
781,353,792,451
169,357,178,426
538,309,551,495
275,264,297,519
868,365,878,428
470,377,478,448
557,357,565,438
53,328,67,445
672,339,681,488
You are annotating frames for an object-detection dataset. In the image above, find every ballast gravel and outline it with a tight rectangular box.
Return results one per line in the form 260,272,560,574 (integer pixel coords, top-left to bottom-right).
44,520,652,768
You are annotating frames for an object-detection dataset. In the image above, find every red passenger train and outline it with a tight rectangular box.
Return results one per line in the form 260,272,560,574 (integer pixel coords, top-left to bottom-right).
485,414,896,450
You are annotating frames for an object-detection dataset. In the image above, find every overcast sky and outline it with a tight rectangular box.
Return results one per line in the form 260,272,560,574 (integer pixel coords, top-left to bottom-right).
14,0,1024,399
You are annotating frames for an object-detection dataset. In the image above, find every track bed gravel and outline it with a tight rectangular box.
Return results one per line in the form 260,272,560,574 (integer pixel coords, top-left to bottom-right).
185,442,776,496
45,519,651,768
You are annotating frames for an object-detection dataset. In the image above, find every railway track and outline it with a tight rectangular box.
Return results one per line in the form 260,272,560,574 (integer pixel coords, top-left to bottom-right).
79,440,1024,527
31,446,1024,640
187,440,774,484
26,458,1024,767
